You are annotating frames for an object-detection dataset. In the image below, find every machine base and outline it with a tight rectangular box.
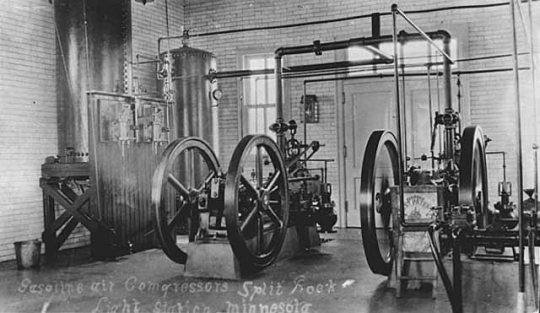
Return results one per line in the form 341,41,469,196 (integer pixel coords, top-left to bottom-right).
184,239,242,280
183,225,321,280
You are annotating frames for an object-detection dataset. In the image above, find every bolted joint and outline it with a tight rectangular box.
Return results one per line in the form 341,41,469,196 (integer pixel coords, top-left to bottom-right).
208,68,217,83
435,111,460,127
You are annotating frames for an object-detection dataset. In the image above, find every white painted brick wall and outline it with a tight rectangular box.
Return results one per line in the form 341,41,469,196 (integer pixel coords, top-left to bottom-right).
0,1,57,262
185,0,540,219
1,0,538,262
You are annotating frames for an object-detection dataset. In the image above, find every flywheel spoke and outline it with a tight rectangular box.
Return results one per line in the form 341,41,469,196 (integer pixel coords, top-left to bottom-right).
264,170,281,192
241,205,260,232
266,205,283,227
167,200,187,228
241,174,258,198
255,145,264,188
195,170,216,193
167,173,190,198
257,212,264,254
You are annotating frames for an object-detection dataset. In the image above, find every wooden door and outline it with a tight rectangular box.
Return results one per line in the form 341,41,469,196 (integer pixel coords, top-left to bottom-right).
343,78,440,227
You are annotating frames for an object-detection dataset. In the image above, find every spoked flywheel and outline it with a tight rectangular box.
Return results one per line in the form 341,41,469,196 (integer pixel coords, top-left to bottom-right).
152,137,220,264
459,125,489,229
224,135,289,272
360,130,400,276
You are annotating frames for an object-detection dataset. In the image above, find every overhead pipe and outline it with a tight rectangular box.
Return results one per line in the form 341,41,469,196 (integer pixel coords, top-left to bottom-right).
273,29,452,154
210,59,393,80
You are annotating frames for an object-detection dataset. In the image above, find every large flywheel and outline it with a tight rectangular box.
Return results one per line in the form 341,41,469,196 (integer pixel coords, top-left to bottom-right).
152,137,220,264
224,135,289,271
360,130,400,276
459,125,489,229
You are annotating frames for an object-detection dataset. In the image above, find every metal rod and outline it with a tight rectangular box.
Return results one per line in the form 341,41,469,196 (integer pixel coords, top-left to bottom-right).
362,45,394,61
528,0,538,151
453,228,463,313
529,228,539,308
515,0,532,49
452,227,463,313
428,226,457,312
392,5,406,226
510,0,526,309
427,47,435,172
392,4,454,64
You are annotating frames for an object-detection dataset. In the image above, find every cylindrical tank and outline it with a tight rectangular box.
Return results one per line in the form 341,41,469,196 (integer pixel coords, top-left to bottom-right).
159,45,218,148
54,0,128,159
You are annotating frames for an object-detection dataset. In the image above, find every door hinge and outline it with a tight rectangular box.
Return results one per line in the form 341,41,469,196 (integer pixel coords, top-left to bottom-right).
342,91,346,105
343,145,347,158
345,200,348,213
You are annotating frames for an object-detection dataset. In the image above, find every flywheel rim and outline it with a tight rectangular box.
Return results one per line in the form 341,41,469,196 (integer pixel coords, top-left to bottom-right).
224,135,289,271
459,125,489,229
152,137,220,264
360,130,400,276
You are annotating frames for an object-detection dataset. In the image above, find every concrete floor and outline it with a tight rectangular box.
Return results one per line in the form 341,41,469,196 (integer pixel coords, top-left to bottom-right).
0,229,536,313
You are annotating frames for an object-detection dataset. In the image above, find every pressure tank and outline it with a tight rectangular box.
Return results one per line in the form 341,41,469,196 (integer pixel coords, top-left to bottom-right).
158,45,219,150
54,0,128,159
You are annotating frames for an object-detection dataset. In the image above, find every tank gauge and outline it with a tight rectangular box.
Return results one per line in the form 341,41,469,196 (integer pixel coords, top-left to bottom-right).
211,89,223,101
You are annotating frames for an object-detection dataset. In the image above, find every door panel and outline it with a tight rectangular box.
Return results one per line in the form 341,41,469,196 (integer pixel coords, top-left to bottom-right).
344,80,395,227
343,78,439,227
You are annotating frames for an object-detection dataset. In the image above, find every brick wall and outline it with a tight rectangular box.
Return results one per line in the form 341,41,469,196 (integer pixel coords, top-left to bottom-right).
132,0,184,96
0,1,57,262
184,0,540,224
0,0,538,261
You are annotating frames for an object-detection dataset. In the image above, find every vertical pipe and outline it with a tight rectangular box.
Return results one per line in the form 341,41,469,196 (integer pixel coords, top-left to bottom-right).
400,40,408,168
303,82,308,147
391,4,405,222
510,0,526,311
275,55,286,152
531,143,540,309
442,37,454,162
528,8,539,300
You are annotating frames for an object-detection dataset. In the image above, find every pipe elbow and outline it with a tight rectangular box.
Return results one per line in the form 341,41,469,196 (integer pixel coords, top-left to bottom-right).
274,47,284,58
437,29,452,43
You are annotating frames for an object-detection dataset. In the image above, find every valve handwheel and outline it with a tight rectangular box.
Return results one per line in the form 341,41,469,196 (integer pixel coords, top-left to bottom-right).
459,125,489,229
286,138,300,157
224,135,289,272
360,130,400,276
152,137,220,264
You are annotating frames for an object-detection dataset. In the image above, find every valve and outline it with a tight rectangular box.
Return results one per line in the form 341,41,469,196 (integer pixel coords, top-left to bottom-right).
288,119,298,135
269,121,289,134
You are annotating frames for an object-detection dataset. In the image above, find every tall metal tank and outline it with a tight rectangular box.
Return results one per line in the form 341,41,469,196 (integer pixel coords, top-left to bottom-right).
158,44,218,150
54,0,128,158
